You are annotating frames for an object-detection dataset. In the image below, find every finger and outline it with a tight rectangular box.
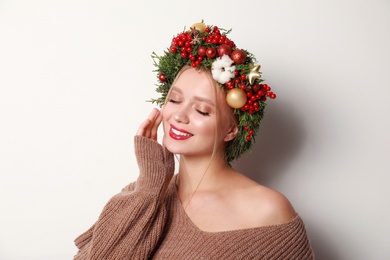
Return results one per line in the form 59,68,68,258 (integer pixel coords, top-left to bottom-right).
136,118,151,136
144,108,159,138
136,108,159,138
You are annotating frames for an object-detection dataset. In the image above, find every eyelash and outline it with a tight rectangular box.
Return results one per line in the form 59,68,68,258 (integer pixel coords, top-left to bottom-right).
168,98,179,103
197,110,209,116
169,99,209,116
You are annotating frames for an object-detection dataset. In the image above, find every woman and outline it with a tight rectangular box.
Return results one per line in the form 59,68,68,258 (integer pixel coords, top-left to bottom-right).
74,22,314,259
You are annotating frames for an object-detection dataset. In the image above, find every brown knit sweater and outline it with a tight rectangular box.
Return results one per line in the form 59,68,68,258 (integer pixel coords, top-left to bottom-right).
74,136,314,259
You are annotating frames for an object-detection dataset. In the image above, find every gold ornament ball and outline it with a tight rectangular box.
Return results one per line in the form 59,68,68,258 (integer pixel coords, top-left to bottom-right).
191,22,207,33
226,88,247,109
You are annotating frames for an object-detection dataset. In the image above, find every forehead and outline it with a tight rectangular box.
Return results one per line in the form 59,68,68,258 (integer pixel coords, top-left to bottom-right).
173,68,215,98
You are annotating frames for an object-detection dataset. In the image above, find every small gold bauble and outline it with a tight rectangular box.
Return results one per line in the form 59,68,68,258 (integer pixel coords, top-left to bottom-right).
226,88,247,109
191,22,207,33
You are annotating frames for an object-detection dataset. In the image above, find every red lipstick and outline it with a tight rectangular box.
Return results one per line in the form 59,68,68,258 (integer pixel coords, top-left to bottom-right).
169,124,193,140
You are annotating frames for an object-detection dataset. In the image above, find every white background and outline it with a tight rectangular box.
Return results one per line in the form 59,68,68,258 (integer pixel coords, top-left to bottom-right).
0,1,389,259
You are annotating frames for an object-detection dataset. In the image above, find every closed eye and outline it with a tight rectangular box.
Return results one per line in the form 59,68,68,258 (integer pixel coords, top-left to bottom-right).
168,98,179,103
196,110,209,116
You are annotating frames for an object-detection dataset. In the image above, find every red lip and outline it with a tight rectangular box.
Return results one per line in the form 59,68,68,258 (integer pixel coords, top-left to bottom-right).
169,124,193,140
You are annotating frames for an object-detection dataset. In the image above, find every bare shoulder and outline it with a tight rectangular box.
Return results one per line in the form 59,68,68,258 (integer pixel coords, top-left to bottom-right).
252,184,297,225
228,173,297,227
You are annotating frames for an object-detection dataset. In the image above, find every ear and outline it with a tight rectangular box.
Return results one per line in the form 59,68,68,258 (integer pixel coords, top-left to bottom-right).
223,124,238,142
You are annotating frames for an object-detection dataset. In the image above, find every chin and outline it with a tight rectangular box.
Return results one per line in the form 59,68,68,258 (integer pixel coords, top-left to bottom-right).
164,139,216,159
163,139,189,154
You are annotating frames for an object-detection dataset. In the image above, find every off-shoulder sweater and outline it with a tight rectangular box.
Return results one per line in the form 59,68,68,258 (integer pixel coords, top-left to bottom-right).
74,136,314,259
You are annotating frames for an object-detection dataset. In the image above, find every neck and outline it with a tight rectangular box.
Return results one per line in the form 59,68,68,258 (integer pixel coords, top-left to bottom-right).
176,153,232,205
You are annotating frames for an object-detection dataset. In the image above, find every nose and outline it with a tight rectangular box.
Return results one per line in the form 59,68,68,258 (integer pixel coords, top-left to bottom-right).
173,105,189,124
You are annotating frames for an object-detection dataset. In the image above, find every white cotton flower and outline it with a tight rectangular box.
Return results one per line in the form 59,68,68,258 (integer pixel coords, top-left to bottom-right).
211,55,236,84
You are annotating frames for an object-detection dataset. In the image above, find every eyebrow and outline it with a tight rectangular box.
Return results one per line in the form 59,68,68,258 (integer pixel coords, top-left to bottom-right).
171,86,215,107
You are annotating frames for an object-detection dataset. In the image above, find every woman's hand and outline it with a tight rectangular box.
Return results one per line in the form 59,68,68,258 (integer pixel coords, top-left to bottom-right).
136,108,163,141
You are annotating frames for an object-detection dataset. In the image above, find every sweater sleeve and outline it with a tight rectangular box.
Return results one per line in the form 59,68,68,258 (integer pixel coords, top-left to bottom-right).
74,136,174,260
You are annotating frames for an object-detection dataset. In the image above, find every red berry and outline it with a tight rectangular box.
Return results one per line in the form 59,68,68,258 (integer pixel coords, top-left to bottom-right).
225,81,234,89
170,46,177,53
197,46,207,56
240,74,247,81
252,83,260,93
158,74,166,82
263,84,271,91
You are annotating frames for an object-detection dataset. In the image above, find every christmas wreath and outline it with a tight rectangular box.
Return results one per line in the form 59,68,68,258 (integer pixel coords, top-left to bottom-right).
151,21,276,162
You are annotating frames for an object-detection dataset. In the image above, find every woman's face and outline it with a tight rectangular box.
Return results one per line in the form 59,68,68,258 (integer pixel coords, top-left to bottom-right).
162,68,233,158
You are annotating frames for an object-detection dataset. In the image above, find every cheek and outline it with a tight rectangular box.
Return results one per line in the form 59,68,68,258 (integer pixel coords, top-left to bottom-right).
192,116,217,135
161,104,173,121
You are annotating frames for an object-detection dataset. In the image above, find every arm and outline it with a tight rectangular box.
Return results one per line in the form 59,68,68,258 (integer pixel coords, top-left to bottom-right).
74,109,174,259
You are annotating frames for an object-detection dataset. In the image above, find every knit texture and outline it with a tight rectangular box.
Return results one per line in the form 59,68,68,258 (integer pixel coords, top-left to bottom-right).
74,136,314,259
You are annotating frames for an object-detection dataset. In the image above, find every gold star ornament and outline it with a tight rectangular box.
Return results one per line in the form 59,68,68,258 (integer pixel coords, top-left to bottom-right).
247,64,262,85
